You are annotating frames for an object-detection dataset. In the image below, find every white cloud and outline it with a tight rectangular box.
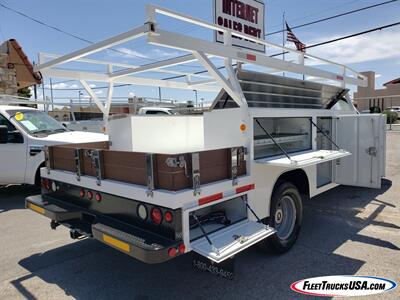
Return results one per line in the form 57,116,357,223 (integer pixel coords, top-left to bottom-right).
89,84,97,88
306,29,400,65
95,90,103,94
375,73,382,78
44,82,80,90
45,82,69,89
151,48,180,58
128,92,135,97
108,47,180,60
110,47,149,59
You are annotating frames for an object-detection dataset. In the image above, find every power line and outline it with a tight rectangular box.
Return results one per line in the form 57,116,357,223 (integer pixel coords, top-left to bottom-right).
266,0,363,31
266,0,399,36
43,19,400,90
6,3,399,89
271,20,400,57
164,20,400,81
0,3,201,69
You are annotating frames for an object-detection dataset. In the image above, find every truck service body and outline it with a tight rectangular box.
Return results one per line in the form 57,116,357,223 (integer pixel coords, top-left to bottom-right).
26,5,386,267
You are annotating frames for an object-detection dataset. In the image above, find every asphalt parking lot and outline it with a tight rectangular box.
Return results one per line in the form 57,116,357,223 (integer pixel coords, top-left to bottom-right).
0,132,399,300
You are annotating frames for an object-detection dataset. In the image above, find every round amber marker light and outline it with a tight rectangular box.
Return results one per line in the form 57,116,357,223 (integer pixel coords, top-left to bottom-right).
240,123,247,131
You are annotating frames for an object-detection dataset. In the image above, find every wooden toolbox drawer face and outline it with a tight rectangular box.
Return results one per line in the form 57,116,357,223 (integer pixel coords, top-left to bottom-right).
103,151,148,186
50,147,76,173
48,144,246,191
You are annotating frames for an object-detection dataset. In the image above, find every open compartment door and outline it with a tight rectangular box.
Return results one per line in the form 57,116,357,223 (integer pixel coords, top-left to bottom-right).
191,221,275,263
334,114,386,189
255,149,351,168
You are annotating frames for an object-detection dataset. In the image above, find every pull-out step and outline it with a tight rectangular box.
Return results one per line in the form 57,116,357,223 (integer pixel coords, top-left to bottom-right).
255,149,351,168
191,221,275,263
26,195,82,222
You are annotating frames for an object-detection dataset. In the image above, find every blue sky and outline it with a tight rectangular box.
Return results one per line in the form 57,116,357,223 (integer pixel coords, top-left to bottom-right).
1,0,399,103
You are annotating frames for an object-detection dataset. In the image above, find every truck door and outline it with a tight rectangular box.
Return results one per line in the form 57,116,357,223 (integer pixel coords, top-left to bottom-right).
334,114,386,189
0,113,27,184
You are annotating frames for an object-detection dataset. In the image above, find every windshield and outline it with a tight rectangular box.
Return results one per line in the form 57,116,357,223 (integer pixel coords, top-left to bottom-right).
7,109,67,135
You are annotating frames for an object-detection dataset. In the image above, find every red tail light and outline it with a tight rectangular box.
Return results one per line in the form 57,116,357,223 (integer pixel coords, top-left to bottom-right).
87,191,93,200
79,188,85,198
164,211,173,223
150,208,162,225
43,178,50,191
95,192,102,202
178,244,185,254
168,247,177,257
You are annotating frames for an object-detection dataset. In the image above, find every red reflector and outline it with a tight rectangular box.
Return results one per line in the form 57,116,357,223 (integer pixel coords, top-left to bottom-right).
236,184,255,194
246,54,256,61
95,193,102,202
151,208,162,225
168,247,177,257
336,75,344,80
164,211,173,223
79,188,85,198
87,191,93,200
198,192,223,206
178,244,186,254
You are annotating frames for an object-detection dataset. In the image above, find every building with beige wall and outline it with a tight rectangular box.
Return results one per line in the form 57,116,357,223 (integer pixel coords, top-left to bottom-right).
354,71,400,112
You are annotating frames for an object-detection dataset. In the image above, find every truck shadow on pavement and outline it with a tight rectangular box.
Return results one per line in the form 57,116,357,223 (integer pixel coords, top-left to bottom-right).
15,179,398,300
0,185,40,213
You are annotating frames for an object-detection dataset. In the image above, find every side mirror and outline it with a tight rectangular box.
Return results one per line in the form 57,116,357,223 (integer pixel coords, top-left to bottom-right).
0,125,8,144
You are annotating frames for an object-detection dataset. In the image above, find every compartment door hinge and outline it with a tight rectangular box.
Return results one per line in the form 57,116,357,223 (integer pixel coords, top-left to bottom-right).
146,153,155,197
192,153,201,196
44,146,51,175
90,149,103,186
231,147,246,186
75,149,82,181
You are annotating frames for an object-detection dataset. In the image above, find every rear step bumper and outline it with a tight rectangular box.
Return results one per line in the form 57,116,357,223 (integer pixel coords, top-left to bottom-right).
26,195,180,264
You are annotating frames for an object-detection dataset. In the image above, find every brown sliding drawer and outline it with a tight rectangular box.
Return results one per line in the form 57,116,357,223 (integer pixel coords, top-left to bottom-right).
47,143,246,192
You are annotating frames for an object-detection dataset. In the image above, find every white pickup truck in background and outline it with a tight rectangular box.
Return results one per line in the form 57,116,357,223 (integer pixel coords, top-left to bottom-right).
0,105,108,186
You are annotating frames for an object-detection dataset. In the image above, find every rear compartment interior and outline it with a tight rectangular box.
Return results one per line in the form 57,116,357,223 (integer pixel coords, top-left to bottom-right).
189,196,247,241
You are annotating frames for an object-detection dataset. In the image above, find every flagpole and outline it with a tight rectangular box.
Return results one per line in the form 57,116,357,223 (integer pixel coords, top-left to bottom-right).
282,11,285,77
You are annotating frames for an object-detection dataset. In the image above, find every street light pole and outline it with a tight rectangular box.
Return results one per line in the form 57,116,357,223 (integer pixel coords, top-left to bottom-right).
193,89,198,107
78,91,83,111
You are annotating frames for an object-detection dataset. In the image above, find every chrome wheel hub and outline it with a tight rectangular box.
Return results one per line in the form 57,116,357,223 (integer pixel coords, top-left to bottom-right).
274,195,296,240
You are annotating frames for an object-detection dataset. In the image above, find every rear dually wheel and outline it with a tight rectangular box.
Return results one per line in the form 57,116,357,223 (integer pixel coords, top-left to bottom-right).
260,181,303,253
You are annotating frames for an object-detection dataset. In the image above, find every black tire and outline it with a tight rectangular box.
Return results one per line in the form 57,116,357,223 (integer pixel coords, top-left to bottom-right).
34,164,44,187
260,181,303,253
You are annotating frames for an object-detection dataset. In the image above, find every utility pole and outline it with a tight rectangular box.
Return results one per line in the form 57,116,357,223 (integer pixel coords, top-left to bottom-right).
49,78,54,111
41,80,46,111
33,61,37,99
158,87,162,102
282,11,285,77
193,89,198,107
78,91,83,111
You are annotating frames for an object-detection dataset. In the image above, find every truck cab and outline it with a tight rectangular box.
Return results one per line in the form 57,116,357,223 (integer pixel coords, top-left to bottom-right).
138,107,175,115
0,105,108,185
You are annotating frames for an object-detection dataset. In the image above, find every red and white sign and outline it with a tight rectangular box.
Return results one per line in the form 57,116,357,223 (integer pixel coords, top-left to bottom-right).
214,0,265,52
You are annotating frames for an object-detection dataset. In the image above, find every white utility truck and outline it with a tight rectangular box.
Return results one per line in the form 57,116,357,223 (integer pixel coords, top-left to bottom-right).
0,102,108,186
26,5,386,275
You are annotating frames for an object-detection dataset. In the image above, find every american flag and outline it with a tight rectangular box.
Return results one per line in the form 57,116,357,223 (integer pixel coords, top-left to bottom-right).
286,22,306,52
